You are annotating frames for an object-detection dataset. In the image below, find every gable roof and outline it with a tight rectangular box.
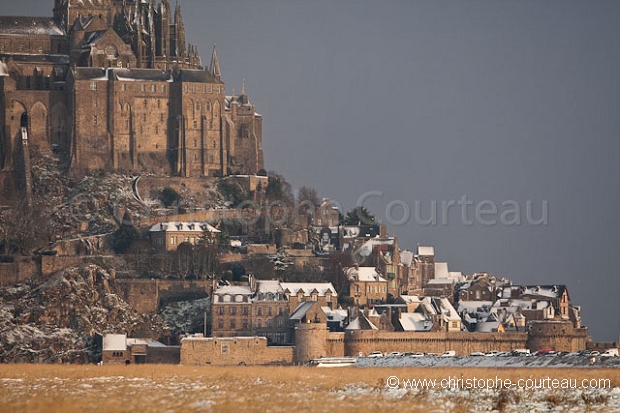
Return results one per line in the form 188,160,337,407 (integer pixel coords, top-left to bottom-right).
289,301,322,321
399,312,434,331
345,314,378,330
344,267,387,283
149,222,220,233
281,282,337,297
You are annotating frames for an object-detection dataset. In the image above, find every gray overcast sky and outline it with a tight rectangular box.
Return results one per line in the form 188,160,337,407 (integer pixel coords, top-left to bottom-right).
4,1,620,341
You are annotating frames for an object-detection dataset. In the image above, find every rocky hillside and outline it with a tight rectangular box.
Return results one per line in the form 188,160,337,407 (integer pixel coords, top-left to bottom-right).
0,265,168,363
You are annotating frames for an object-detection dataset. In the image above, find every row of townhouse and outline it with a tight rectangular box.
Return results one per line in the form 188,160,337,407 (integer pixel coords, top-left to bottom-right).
210,278,338,344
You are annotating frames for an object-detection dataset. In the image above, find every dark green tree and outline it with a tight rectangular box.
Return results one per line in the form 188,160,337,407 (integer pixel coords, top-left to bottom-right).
343,206,377,225
160,187,181,207
112,211,138,254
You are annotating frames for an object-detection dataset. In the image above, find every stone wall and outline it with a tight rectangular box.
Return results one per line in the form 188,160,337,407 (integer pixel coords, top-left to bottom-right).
112,279,211,313
527,320,588,352
146,346,181,364
326,332,345,357
0,256,38,286
294,324,327,363
180,336,293,366
40,255,89,276
342,330,528,356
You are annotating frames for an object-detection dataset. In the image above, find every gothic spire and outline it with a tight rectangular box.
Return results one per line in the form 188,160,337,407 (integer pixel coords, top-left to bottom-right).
210,44,221,80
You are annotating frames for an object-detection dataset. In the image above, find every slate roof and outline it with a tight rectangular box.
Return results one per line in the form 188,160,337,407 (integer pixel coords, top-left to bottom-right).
289,301,317,321
73,67,106,80
112,68,173,82
174,69,221,84
0,16,65,36
2,54,69,65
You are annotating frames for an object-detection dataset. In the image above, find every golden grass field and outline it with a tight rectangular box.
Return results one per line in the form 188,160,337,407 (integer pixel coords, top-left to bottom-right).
1,364,619,412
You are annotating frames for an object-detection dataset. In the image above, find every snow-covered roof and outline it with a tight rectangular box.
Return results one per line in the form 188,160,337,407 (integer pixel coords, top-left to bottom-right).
436,297,461,322
398,295,424,304
457,301,493,315
103,334,126,351
289,301,317,320
213,285,252,296
323,307,347,323
434,262,449,279
0,16,65,36
345,314,378,330
149,222,220,233
399,313,434,331
400,250,414,266
418,246,435,256
341,225,381,239
344,267,387,283
427,277,454,285
256,280,283,294
281,282,337,297
475,321,501,333
354,238,395,257
449,272,464,282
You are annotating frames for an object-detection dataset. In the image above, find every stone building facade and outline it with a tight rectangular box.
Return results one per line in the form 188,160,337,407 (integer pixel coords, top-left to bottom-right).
0,0,264,201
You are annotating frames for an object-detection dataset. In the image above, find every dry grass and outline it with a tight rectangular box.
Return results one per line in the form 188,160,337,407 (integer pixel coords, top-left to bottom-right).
0,365,618,412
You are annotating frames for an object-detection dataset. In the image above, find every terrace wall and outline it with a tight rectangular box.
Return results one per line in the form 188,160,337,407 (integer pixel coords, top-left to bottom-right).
180,336,293,366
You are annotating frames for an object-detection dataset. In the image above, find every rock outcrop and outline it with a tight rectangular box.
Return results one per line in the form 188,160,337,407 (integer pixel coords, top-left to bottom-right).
0,265,168,363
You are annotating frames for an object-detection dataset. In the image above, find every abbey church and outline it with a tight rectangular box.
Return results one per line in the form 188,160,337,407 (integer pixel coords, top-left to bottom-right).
0,0,264,198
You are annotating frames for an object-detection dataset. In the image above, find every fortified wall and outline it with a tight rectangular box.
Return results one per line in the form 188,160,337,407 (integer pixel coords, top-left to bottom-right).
292,327,529,363
527,320,589,352
180,336,293,366
112,279,211,313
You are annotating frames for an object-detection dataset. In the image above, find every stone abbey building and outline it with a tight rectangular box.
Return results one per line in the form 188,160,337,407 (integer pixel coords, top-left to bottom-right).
0,0,264,198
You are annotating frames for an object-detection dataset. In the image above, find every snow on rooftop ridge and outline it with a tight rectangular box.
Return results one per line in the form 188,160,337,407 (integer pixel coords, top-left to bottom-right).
344,266,387,283
149,221,220,233
280,282,337,297
102,334,126,351
418,246,435,256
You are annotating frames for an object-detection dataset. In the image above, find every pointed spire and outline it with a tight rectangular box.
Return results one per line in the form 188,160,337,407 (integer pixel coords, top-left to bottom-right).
210,44,221,80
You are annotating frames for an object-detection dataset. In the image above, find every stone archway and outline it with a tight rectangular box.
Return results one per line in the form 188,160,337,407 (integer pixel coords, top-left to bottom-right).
30,101,49,152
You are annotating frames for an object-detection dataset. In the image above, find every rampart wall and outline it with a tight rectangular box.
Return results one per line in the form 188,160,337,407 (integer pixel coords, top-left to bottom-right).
180,336,293,366
342,330,528,356
527,320,589,352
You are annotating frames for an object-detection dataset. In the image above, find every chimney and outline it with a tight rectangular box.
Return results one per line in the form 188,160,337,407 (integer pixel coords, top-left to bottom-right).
380,224,387,237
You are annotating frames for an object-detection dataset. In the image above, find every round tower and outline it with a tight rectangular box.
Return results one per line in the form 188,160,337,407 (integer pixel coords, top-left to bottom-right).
294,323,327,364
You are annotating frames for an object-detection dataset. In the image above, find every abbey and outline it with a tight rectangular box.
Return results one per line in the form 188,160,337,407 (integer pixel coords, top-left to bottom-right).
0,0,264,195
